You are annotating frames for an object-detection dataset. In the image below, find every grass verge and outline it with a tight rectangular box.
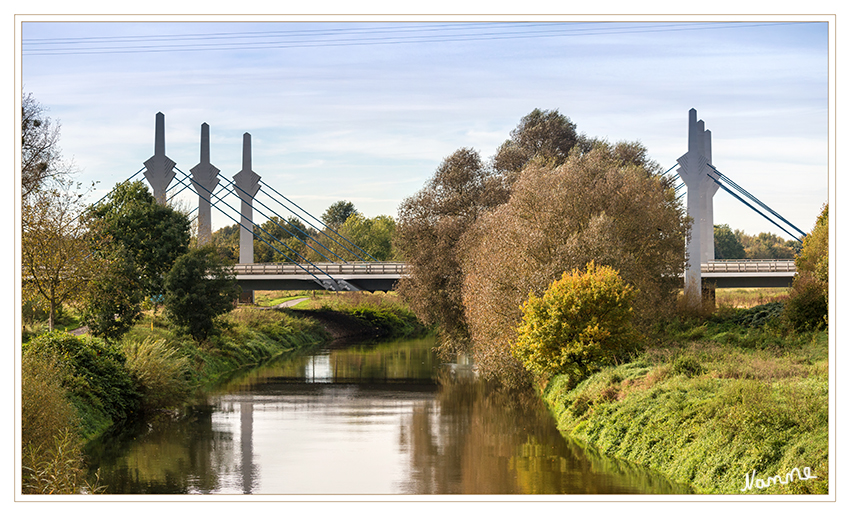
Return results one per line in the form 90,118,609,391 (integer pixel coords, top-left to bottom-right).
541,316,828,494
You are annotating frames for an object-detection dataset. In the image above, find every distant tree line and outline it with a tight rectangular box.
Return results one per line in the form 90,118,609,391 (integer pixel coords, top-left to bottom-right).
714,223,802,260
211,199,398,264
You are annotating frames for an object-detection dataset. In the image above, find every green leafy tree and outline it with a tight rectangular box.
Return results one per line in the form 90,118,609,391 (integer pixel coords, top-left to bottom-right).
163,246,240,342
334,213,396,261
321,200,358,230
512,263,640,384
82,245,145,341
254,216,314,263
714,224,746,259
395,147,509,351
461,141,686,385
85,180,191,302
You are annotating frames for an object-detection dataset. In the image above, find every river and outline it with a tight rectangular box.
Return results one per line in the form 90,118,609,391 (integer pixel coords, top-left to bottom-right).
85,336,691,495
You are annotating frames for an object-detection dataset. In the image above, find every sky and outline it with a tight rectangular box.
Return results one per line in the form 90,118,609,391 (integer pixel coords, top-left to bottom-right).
16,14,832,239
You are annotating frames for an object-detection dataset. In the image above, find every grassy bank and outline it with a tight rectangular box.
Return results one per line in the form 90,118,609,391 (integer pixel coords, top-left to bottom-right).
541,308,828,494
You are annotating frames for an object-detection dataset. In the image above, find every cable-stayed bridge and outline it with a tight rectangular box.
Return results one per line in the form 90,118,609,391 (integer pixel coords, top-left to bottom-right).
111,110,803,300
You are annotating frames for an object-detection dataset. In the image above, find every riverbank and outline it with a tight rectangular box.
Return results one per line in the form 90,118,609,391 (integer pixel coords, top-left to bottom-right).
540,312,829,494
21,291,428,494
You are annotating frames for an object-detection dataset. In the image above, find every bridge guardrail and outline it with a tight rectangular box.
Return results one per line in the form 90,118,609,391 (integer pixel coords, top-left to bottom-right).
232,262,410,276
701,260,796,273
232,260,795,277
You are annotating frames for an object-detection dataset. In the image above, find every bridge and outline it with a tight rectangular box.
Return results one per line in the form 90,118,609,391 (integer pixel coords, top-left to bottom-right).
115,109,806,298
230,259,797,293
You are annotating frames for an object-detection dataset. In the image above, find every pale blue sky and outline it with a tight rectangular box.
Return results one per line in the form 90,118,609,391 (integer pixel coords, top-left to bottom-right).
19,17,830,238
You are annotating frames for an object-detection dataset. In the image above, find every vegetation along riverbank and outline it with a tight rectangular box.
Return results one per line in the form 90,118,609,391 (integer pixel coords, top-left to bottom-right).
21,290,425,494
541,303,828,494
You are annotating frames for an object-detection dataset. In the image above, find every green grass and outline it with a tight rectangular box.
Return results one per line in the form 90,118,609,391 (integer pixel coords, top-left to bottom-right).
542,317,828,494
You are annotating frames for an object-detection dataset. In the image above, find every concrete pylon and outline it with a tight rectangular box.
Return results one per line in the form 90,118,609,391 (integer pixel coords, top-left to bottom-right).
190,123,220,246
143,112,177,205
233,133,261,265
676,108,718,306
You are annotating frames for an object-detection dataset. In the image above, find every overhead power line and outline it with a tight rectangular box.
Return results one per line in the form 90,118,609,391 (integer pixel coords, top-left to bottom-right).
22,22,807,56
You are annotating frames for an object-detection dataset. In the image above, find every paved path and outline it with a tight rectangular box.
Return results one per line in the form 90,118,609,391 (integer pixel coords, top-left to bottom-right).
273,297,309,309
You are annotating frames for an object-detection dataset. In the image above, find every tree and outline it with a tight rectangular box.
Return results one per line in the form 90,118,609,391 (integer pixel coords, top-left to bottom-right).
714,224,746,259
21,92,69,200
321,200,358,229
461,141,687,385
511,263,640,384
785,204,828,330
254,216,314,263
395,148,509,351
736,230,798,259
81,244,145,341
163,247,240,342
334,213,397,261
493,108,581,184
21,179,97,331
85,180,191,302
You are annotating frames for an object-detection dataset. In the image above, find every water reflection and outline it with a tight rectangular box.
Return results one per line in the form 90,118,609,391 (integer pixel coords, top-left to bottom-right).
86,337,690,495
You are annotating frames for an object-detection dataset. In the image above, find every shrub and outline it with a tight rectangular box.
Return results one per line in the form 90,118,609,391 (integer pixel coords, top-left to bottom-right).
783,273,828,331
25,331,140,432
511,262,641,384
21,353,76,443
123,337,192,413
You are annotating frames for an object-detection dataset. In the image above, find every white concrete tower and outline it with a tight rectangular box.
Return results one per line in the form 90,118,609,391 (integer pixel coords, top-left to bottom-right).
190,123,220,246
676,108,717,305
233,133,261,264
143,112,176,205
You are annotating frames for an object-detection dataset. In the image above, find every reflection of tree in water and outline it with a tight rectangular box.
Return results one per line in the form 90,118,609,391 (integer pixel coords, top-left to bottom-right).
85,405,240,494
402,372,691,494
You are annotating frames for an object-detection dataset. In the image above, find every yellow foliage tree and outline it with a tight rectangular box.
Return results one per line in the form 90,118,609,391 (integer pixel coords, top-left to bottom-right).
511,263,641,384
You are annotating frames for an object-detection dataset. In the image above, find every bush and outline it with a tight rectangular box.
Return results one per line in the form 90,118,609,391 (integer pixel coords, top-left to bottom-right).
511,262,641,384
21,352,77,448
25,331,140,434
123,337,192,413
784,273,828,331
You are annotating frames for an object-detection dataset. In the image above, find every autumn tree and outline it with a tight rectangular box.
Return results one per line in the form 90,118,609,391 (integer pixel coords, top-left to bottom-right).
492,108,581,185
395,148,509,352
784,204,828,330
461,141,687,385
21,179,97,331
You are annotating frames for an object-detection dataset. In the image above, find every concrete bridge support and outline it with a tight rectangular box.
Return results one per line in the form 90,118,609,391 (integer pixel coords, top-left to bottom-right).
233,133,261,304
190,123,220,246
143,112,177,205
677,108,719,306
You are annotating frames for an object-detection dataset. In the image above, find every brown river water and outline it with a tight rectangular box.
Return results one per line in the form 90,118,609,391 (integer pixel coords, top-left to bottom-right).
84,336,691,495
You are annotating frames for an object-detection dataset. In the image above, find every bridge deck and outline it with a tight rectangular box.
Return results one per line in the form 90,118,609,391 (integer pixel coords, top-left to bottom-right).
231,260,797,292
